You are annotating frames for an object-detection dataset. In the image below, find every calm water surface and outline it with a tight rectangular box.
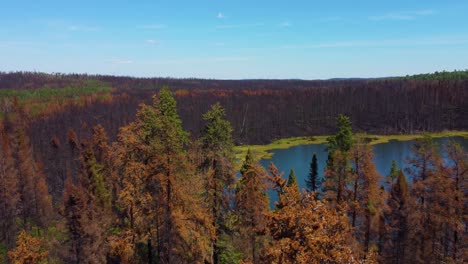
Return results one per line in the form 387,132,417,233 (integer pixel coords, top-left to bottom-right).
259,137,468,203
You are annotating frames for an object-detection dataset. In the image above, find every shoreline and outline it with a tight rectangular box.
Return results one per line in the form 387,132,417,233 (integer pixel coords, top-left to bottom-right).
234,131,468,161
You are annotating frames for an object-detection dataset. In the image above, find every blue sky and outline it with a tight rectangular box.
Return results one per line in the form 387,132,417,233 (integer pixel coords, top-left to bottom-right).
1,0,468,79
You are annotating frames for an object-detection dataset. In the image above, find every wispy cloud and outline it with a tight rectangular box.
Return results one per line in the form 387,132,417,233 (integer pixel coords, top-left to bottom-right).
109,59,133,64
281,35,468,49
215,23,264,29
137,24,166,29
146,39,160,45
369,10,436,21
67,25,100,32
279,21,292,28
150,56,251,65
217,12,225,19
39,19,100,32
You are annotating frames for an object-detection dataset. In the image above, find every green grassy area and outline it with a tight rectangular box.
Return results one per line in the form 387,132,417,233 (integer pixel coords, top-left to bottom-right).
234,131,468,162
0,80,112,118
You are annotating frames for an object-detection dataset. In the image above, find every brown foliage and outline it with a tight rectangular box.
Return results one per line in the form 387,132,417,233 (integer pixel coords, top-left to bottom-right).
8,230,48,264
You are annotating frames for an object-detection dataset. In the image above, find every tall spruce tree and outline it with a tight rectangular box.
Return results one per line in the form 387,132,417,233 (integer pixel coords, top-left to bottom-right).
323,115,354,205
115,87,212,263
200,103,236,264
306,154,320,192
235,152,269,263
287,169,299,192
0,123,19,251
384,170,413,263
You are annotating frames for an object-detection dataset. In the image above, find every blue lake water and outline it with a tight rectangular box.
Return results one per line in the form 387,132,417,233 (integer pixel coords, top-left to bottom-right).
258,137,468,204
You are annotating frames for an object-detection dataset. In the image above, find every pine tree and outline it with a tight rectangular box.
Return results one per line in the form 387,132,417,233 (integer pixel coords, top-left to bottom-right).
287,169,299,192
11,115,53,231
200,103,236,264
327,114,354,153
306,153,320,192
61,177,87,264
323,115,354,205
8,230,48,264
388,160,398,182
445,140,467,262
0,124,19,249
384,170,413,264
406,134,447,263
349,138,385,256
235,152,269,263
264,163,359,264
114,88,212,263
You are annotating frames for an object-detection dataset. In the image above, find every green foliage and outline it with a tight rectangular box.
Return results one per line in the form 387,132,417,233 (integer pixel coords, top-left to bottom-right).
0,80,110,101
0,80,112,117
152,87,189,150
287,169,298,189
201,102,234,154
327,114,354,153
389,160,399,181
0,242,6,264
400,69,468,80
240,149,254,175
88,154,111,209
306,154,320,192
218,234,244,264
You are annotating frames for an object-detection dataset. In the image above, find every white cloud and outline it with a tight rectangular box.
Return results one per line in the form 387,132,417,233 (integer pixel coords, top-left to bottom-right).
369,10,436,21
279,21,292,28
217,12,225,19
146,39,160,45
137,24,166,29
109,59,133,64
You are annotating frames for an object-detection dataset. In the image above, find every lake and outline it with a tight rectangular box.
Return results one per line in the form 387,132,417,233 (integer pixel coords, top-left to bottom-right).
259,137,468,204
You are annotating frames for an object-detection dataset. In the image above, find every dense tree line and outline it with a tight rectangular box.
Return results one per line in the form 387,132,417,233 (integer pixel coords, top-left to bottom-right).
0,88,466,263
398,69,468,81
1,71,466,198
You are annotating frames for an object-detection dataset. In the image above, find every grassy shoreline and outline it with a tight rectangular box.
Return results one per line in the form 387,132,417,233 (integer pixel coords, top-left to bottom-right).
234,131,468,161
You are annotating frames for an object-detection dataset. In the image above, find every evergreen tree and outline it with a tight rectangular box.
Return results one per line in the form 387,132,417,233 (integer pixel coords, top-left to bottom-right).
323,115,354,205
327,114,354,153
11,115,53,231
114,88,212,263
0,124,19,251
264,163,359,264
384,170,413,264
200,103,236,264
62,177,87,264
306,153,320,192
388,160,398,181
8,230,48,264
235,152,269,263
349,138,385,256
287,169,298,191
406,134,449,263
445,141,467,262
240,149,254,175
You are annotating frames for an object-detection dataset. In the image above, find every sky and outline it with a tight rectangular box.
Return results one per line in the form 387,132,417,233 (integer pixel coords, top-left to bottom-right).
1,0,468,79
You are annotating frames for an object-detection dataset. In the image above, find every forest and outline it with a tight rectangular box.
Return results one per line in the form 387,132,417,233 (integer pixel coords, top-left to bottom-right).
0,84,466,263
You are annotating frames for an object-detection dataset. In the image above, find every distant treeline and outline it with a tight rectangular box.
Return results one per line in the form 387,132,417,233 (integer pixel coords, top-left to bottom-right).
399,69,468,80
